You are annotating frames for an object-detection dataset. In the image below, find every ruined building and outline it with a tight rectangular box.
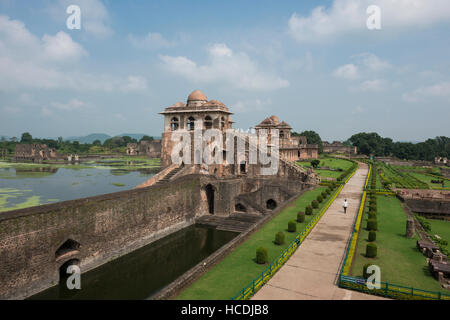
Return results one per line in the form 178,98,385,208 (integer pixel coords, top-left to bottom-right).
322,141,357,155
126,140,162,158
254,115,318,161
13,144,58,162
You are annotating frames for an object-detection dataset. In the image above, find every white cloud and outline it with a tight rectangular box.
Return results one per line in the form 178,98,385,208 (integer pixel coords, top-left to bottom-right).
231,99,271,113
128,32,173,50
334,53,390,82
403,81,450,102
356,79,386,91
289,0,450,43
120,75,148,92
352,53,390,72
352,106,365,114
51,99,87,111
0,15,145,92
160,43,289,90
333,64,359,80
42,31,88,61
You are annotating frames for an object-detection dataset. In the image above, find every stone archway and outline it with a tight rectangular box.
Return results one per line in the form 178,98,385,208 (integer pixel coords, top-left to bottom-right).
205,184,215,214
266,199,277,210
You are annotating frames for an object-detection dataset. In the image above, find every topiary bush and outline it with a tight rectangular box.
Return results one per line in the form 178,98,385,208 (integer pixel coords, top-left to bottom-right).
297,211,305,223
288,220,296,233
317,195,323,203
367,219,378,231
305,205,313,215
321,191,327,198
363,263,372,279
326,188,331,195
369,203,377,211
368,231,377,242
256,246,268,264
274,231,285,245
366,243,377,258
368,213,377,221
312,200,319,209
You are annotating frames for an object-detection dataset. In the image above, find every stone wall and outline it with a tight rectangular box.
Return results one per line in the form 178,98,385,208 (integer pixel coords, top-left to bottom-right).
0,175,201,299
0,171,314,299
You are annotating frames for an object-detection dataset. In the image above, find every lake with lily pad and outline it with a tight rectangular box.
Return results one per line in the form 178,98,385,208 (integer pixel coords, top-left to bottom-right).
0,157,160,213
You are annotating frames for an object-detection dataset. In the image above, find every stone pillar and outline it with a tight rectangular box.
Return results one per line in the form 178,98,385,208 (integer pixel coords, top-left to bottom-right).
406,218,415,238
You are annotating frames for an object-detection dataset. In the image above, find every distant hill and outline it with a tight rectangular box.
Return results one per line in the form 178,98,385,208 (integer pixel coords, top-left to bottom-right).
64,133,159,144
65,133,111,144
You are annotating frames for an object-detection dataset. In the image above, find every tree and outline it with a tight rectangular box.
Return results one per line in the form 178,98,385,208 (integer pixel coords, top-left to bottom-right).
20,132,33,143
139,135,154,143
310,159,320,168
92,139,102,146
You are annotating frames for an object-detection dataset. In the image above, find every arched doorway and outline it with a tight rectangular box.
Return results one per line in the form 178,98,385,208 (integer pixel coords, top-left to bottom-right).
266,199,277,210
205,184,215,214
235,203,247,212
55,239,80,259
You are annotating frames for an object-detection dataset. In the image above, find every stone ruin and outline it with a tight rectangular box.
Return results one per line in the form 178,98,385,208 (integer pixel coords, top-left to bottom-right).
126,140,161,158
322,141,357,155
13,144,58,163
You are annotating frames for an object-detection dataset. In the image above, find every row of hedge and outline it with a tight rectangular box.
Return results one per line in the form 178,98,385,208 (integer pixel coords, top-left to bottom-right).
364,164,378,276
255,183,339,264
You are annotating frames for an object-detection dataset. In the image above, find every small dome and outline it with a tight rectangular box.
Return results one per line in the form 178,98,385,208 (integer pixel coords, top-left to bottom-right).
187,90,207,101
269,115,279,124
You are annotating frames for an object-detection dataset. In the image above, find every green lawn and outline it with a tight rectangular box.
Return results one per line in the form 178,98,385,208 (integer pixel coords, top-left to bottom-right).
408,172,449,189
296,156,353,179
176,186,329,300
427,219,450,241
351,195,447,293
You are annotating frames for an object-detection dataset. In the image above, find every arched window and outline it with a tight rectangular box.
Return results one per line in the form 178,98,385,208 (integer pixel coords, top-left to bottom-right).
204,116,212,129
266,199,277,210
187,117,195,131
170,117,179,131
220,117,225,130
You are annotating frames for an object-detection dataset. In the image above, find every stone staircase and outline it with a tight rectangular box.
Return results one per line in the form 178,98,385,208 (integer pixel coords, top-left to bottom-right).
196,213,262,233
153,166,183,186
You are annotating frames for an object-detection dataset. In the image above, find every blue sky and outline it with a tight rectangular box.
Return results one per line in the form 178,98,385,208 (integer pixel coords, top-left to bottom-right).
0,0,449,141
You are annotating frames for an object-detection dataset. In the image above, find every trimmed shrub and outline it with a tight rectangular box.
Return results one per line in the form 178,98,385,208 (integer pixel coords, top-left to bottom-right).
275,231,285,245
366,243,378,258
363,263,372,279
321,191,327,198
368,213,377,221
367,219,378,231
288,220,296,233
297,211,305,223
326,188,331,195
312,200,319,209
256,246,268,264
368,231,377,242
369,203,377,211
305,205,313,215
317,195,323,203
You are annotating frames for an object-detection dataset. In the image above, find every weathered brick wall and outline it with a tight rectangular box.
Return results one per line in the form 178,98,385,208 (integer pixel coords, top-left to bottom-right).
0,175,201,299
404,199,450,216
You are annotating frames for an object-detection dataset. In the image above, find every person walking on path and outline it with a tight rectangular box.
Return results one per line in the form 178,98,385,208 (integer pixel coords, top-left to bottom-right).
343,199,348,214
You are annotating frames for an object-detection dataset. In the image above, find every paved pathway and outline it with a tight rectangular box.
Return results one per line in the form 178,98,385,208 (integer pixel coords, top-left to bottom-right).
253,163,385,300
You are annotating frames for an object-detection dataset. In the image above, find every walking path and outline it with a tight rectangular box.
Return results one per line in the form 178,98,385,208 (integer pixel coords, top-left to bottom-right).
253,163,384,300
